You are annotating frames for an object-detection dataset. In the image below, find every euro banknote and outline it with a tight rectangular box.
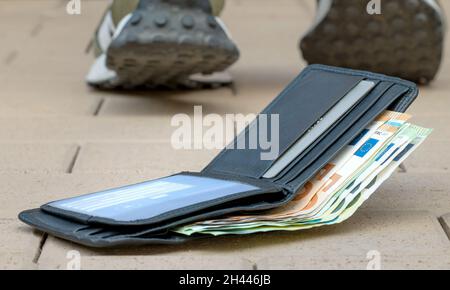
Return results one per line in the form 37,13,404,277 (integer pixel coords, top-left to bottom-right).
174,112,431,236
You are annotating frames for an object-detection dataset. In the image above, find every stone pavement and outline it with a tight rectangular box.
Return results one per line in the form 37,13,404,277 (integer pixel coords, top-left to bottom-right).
1,0,450,270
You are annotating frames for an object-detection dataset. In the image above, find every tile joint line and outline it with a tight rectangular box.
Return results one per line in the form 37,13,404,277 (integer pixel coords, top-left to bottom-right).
94,98,105,116
438,216,450,242
67,146,82,174
32,233,48,264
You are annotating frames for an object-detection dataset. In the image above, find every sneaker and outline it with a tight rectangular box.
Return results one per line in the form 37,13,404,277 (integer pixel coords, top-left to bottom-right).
300,0,446,84
86,0,239,89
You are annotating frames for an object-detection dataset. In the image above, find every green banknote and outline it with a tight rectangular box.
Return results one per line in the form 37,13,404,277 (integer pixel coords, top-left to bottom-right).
174,116,432,236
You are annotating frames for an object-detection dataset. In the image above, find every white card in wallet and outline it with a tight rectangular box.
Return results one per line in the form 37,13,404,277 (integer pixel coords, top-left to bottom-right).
263,80,376,179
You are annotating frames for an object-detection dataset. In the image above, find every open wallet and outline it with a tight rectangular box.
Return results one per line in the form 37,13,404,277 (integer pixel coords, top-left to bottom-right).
19,65,419,247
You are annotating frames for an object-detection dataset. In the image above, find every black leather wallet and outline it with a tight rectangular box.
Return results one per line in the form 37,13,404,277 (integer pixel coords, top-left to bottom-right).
19,65,418,247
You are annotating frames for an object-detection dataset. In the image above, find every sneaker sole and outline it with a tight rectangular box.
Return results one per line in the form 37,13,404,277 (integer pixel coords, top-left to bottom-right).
96,0,239,89
300,0,445,84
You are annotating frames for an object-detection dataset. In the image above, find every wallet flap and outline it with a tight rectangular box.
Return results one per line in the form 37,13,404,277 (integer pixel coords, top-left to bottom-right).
19,209,189,247
269,81,395,183
281,84,411,192
203,65,418,181
204,66,365,178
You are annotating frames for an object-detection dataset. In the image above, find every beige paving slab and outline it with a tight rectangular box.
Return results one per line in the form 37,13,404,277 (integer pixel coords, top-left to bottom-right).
362,171,450,217
223,0,308,97
73,143,219,173
0,219,42,270
223,0,309,70
408,87,450,116
0,143,78,174
406,114,450,140
0,117,174,142
1,1,106,81
0,94,100,117
0,78,108,103
1,172,166,219
8,71,449,120
0,0,107,109
78,256,254,270
0,114,445,154
38,238,255,270
5,48,91,82
402,138,450,172
0,1,58,56
37,210,450,270
229,67,304,107
256,254,450,270
98,88,238,116
3,57,90,83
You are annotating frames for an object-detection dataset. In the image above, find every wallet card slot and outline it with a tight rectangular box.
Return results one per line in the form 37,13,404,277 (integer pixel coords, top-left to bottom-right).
271,81,393,183
262,79,379,179
283,84,410,193
203,69,365,179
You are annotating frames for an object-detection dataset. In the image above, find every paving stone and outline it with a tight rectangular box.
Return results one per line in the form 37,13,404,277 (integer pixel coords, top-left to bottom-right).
0,78,94,98
407,114,450,139
0,77,102,116
0,117,175,142
0,114,279,143
1,172,166,219
98,85,284,116
0,143,78,174
38,238,254,270
403,138,450,172
229,67,302,109
362,171,450,217
0,219,42,270
409,88,450,116
1,0,106,81
5,51,91,82
0,1,56,55
0,94,100,117
223,0,309,71
256,254,450,270
36,210,450,270
98,88,238,116
223,0,309,98
73,143,219,173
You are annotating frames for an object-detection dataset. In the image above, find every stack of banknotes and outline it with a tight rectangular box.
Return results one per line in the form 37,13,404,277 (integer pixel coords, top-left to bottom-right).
175,111,432,236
